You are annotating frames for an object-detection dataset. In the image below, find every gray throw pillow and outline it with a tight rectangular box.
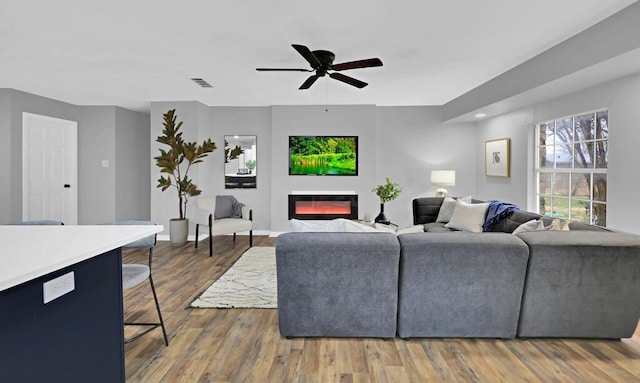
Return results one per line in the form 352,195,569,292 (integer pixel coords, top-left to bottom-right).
435,197,457,223
214,195,244,219
435,196,471,223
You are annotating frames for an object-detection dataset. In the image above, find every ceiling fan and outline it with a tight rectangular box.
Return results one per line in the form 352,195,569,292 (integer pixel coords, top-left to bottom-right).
256,44,383,90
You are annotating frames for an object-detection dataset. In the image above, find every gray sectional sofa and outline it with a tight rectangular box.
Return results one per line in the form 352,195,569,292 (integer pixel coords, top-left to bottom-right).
275,197,640,339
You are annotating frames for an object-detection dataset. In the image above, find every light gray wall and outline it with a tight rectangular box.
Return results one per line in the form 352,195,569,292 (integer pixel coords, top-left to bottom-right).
475,109,534,209
76,106,117,224
477,71,640,234
207,106,272,232
377,106,478,227
0,92,11,222
0,89,76,224
270,105,378,232
115,107,151,221
0,88,151,225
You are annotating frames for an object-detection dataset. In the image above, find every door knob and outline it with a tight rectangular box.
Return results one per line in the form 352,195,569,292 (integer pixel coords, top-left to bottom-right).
64,184,71,188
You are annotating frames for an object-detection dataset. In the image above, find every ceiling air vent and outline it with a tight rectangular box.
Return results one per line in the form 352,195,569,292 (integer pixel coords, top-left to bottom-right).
190,78,213,88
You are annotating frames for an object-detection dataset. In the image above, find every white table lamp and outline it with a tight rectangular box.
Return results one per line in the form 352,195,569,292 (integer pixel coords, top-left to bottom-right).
431,170,456,197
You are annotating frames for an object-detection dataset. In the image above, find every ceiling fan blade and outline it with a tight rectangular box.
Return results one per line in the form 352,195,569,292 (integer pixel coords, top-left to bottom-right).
299,75,320,90
256,68,312,72
292,44,321,69
329,72,368,88
331,58,383,71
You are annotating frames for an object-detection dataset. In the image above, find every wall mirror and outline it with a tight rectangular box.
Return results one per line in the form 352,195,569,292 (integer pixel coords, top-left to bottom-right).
225,135,257,189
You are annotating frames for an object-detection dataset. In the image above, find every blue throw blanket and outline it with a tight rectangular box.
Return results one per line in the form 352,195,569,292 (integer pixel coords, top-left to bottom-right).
483,200,519,231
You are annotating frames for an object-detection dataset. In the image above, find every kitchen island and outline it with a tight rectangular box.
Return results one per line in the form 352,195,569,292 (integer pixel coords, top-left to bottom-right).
0,224,162,383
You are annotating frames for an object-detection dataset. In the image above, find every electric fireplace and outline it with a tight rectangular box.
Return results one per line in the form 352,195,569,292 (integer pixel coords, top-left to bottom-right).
288,194,358,220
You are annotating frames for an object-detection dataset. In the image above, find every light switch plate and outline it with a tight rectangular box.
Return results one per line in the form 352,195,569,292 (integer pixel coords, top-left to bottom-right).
43,271,75,304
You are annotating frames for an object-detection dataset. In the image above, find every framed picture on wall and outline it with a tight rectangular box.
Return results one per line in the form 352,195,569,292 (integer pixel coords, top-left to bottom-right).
224,135,257,189
485,137,510,177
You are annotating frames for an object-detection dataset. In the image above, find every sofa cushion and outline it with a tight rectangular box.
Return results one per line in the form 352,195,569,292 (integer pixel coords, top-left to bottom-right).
397,232,530,338
567,221,608,231
445,200,490,233
212,218,252,236
512,219,544,234
276,232,401,338
516,231,640,338
423,222,454,233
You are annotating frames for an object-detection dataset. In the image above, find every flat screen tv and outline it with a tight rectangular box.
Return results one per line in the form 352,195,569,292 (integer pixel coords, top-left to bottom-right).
289,136,358,176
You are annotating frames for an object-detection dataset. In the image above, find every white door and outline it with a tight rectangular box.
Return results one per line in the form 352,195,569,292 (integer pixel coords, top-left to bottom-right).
22,113,78,224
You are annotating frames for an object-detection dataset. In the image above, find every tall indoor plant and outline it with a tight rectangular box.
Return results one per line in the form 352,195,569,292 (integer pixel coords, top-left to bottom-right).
155,109,217,245
372,177,402,224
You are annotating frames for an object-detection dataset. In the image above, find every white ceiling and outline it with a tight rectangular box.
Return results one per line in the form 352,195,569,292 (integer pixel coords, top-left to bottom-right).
1,0,637,113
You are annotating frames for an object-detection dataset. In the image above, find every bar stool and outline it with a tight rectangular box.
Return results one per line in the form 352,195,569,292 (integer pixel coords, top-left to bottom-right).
104,220,169,346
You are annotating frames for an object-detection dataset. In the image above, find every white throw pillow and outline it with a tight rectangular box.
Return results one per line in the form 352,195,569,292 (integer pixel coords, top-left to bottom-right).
290,218,393,233
290,219,324,232
290,219,345,232
445,200,490,233
374,223,398,233
342,219,382,233
436,196,472,223
512,219,544,235
512,218,571,235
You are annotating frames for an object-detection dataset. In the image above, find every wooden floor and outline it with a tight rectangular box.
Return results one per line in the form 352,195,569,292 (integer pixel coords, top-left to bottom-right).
123,236,640,382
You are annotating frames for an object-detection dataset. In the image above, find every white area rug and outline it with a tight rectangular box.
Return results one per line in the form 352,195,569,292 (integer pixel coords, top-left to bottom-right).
190,246,277,308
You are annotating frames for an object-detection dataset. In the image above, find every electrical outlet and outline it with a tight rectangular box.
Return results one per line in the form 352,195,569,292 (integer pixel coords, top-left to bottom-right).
43,271,75,304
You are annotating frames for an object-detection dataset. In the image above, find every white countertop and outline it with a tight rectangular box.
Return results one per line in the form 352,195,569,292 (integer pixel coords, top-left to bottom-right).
0,225,163,291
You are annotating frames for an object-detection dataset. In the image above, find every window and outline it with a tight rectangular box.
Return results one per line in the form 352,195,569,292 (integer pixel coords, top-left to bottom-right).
535,110,607,226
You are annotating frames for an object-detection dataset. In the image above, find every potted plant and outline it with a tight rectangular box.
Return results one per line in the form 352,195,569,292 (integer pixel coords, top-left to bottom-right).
245,159,256,174
372,177,402,224
155,109,217,246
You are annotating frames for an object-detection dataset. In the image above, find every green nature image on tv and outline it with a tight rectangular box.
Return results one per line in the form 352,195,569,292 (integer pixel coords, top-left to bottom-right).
289,136,358,175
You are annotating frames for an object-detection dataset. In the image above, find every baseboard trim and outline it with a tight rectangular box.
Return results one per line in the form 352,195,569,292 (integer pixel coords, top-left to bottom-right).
157,230,271,242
